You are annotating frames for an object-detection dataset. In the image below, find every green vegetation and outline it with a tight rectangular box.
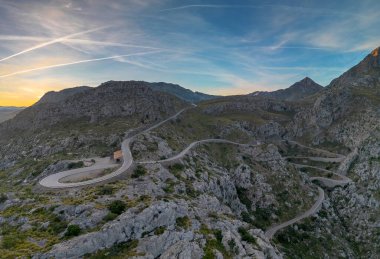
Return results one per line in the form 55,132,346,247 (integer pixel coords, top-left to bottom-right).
236,187,252,211
238,227,257,245
131,165,147,178
200,225,231,259
68,161,84,169
352,87,380,105
185,182,199,198
168,163,185,179
49,215,68,234
85,239,140,258
154,226,166,235
176,216,191,230
241,211,254,224
103,212,118,222
163,178,176,193
97,185,114,195
65,225,81,237
274,219,333,258
0,193,7,203
108,200,127,215
203,143,239,170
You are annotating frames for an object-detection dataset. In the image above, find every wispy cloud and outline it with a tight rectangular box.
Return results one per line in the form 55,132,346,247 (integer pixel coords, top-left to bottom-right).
0,26,109,62
0,51,163,78
0,0,379,106
159,3,362,18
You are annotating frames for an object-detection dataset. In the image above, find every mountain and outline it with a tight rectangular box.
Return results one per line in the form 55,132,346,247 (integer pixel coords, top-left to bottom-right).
0,81,187,133
0,106,24,123
250,77,323,101
291,47,380,147
1,49,380,258
37,86,91,104
0,106,25,111
148,82,219,103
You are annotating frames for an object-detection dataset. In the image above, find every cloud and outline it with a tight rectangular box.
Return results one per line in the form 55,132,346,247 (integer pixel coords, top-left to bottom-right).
159,3,362,18
0,51,163,78
0,26,108,62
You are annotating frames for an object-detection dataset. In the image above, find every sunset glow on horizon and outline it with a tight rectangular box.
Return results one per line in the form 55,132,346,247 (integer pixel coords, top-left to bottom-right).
1,0,379,107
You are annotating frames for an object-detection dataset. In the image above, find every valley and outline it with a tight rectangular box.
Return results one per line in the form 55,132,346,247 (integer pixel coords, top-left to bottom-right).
0,48,379,258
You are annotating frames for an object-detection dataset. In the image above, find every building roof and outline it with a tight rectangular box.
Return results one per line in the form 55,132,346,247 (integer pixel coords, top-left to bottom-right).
113,150,123,160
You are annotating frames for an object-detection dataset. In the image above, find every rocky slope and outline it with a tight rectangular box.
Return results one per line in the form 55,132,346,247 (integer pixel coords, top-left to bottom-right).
0,48,379,258
0,81,187,133
148,82,218,103
0,106,24,123
250,77,323,101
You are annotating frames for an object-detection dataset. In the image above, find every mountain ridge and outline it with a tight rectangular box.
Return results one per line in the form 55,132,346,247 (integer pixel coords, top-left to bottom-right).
250,77,323,101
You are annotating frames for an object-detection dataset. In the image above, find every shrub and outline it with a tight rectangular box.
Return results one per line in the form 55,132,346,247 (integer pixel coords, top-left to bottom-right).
213,229,223,242
49,216,67,234
154,226,166,235
176,216,191,229
228,238,239,254
0,193,7,203
103,212,118,221
131,165,147,178
65,224,81,237
68,161,84,169
97,185,114,195
238,227,257,245
169,163,185,178
108,200,126,215
85,239,139,258
171,163,184,171
236,187,252,211
241,211,253,224
1,235,20,249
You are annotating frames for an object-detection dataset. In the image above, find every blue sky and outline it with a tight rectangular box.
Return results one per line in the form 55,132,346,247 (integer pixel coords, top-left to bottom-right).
0,0,379,105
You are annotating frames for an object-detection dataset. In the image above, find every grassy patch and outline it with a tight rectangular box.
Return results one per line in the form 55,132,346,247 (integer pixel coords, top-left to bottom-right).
65,225,81,237
131,165,147,178
176,216,191,230
168,163,185,179
201,225,231,259
236,187,252,211
108,200,126,215
238,227,257,245
85,239,140,258
154,226,166,235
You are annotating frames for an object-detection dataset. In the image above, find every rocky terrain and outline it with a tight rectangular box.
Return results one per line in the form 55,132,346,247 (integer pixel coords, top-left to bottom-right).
148,82,219,103
0,47,379,258
0,106,24,123
250,77,323,101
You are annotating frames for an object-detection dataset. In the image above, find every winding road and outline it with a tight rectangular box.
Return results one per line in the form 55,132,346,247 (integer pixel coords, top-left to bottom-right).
138,139,253,164
264,142,352,239
39,106,193,188
264,187,325,240
39,107,352,244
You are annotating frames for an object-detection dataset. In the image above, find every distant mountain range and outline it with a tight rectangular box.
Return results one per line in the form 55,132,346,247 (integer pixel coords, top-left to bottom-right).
0,106,24,123
148,82,218,103
250,77,323,101
0,106,25,111
36,81,218,105
0,46,380,258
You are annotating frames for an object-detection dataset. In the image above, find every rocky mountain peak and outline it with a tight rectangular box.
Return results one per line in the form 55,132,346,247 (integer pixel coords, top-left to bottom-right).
328,46,380,88
37,86,91,104
299,77,315,85
250,77,323,101
371,46,379,57
290,77,322,90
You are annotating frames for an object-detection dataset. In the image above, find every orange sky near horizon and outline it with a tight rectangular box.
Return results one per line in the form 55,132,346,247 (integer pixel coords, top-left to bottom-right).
0,94,37,107
0,85,253,107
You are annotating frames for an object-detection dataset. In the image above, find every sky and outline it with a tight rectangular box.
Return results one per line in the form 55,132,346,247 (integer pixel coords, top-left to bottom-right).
0,0,379,106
